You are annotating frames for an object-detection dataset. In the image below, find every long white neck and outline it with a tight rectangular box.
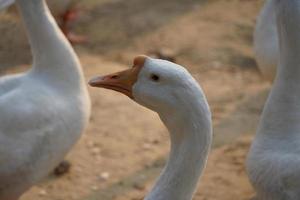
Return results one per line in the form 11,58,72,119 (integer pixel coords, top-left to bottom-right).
16,0,84,88
254,0,279,81
145,89,212,200
257,0,300,138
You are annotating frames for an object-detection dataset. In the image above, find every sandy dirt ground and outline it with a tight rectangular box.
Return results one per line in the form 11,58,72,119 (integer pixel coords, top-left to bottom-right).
1,0,271,199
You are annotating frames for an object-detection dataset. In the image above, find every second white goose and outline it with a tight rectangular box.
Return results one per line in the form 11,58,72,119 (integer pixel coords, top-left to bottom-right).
247,0,300,199
0,0,90,199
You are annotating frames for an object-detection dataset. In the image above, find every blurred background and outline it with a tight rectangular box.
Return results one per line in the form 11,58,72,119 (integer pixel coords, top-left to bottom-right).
0,0,267,199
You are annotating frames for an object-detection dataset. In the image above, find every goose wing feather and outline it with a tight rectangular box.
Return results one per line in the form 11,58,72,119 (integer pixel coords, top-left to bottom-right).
0,75,84,198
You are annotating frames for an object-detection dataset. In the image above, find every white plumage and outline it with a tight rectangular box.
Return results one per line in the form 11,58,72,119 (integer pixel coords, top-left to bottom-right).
254,0,279,81
247,0,300,199
0,0,90,199
89,56,212,200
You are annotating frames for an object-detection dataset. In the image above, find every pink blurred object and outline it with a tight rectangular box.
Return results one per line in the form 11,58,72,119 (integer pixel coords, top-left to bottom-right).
47,0,87,44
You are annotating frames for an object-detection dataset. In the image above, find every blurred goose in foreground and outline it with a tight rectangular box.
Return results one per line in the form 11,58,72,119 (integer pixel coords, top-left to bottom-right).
247,0,300,199
254,0,278,81
0,0,90,199
89,55,212,200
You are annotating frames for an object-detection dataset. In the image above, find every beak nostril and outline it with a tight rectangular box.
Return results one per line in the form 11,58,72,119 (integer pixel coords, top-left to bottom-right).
111,75,119,79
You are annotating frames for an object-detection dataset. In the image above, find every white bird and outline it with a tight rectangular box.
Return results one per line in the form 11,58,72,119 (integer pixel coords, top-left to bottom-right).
89,55,212,200
254,0,279,81
247,0,300,199
0,0,90,199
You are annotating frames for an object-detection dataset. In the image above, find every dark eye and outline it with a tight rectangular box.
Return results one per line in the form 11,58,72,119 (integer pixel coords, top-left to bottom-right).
150,74,160,82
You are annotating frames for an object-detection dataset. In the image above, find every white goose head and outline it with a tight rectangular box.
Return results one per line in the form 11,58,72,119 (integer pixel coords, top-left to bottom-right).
89,56,209,117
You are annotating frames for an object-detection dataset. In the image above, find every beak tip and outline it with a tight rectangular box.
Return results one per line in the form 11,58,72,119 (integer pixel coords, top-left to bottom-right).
88,76,101,87
88,81,94,87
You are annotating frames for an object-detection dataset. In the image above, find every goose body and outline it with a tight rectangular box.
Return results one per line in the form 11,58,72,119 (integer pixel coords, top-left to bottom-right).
89,56,212,200
254,0,278,81
247,0,300,199
0,0,90,199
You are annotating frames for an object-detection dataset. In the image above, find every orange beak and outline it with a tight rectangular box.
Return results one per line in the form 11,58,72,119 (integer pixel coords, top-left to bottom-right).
88,55,147,99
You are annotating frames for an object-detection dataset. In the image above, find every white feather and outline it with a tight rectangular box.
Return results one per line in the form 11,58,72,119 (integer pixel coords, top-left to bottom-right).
254,0,278,81
0,0,90,199
247,0,300,199
133,58,212,200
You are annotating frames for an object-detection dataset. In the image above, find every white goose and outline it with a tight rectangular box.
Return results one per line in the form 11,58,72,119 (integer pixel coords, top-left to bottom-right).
254,0,279,81
247,0,300,199
89,55,212,200
0,0,90,199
